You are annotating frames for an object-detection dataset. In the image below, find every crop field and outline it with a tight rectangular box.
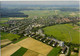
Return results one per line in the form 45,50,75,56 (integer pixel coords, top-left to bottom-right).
70,52,78,56
1,39,11,45
20,10,55,18
1,44,21,56
23,50,38,56
16,38,53,56
43,24,79,44
20,10,79,18
47,47,61,56
11,47,27,56
1,32,20,41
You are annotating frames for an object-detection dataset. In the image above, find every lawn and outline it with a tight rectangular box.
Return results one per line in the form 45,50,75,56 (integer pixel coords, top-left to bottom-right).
1,32,20,41
11,47,27,56
43,24,79,44
47,47,61,56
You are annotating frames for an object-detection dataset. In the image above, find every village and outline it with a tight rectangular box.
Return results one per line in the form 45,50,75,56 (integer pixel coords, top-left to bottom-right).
1,16,80,56
0,1,80,56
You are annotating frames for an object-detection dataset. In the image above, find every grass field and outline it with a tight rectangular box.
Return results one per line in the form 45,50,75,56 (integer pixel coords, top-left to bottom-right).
13,37,28,43
11,47,27,56
1,32,20,41
20,10,79,19
47,47,61,56
43,24,79,44
20,10,55,18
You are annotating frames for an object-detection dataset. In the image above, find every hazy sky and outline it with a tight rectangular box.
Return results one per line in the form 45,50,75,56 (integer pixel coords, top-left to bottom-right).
1,1,79,5
0,0,79,1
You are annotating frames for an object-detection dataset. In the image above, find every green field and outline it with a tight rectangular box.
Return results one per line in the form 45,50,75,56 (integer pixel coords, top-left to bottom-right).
43,24,79,44
1,32,20,41
20,10,55,18
47,47,61,56
13,37,28,43
20,10,79,19
11,47,27,56
70,53,78,56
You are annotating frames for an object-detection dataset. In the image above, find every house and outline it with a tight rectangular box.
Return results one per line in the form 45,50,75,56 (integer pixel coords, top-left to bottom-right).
61,46,67,54
52,42,58,47
47,37,52,40
34,35,39,37
36,36,41,39
48,40,53,44
36,29,45,37
58,41,64,47
29,33,35,37
43,39,48,42
40,37,46,41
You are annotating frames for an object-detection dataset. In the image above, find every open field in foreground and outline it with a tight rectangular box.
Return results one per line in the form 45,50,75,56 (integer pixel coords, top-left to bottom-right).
16,38,53,56
43,24,79,44
1,44,21,56
47,47,61,56
23,50,38,56
11,47,27,56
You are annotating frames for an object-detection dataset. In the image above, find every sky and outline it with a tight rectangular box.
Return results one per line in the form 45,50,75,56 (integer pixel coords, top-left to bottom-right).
0,0,79,1
1,1,79,6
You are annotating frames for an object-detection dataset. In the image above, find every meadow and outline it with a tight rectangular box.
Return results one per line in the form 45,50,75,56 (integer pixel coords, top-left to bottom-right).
11,47,27,56
20,10,79,18
47,47,61,56
43,24,79,44
1,32,20,41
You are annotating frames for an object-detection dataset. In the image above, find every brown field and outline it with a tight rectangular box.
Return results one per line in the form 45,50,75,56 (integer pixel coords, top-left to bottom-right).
71,52,75,55
16,38,53,55
9,17,24,20
38,54,46,56
1,44,21,56
23,50,39,56
1,39,12,45
59,54,65,56
79,50,80,56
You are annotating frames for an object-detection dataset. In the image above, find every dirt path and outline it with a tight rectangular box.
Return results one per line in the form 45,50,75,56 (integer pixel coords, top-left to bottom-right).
1,44,21,56
16,38,53,56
